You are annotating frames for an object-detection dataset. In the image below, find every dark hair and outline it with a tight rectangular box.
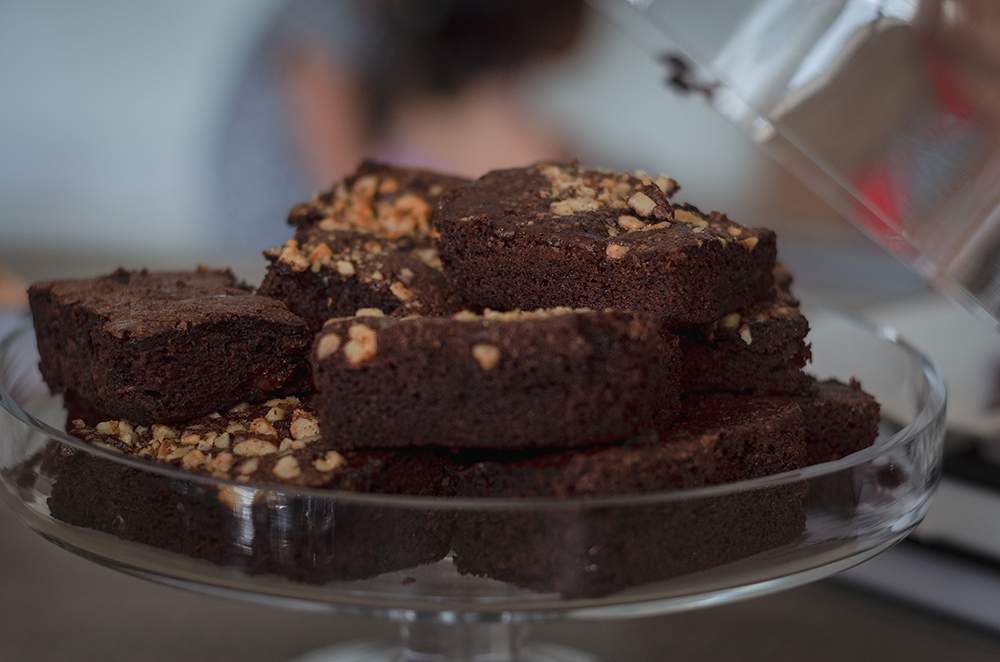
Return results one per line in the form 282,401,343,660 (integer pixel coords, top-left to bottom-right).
363,0,587,123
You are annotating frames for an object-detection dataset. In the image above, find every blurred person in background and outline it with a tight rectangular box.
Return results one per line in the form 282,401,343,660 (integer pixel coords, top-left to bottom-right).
219,0,588,249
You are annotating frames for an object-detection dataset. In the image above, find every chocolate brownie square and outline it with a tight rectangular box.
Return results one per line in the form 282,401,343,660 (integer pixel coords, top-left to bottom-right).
29,268,309,424
47,400,454,582
436,163,776,325
679,265,811,394
311,308,681,450
799,377,880,464
450,394,808,596
258,161,468,329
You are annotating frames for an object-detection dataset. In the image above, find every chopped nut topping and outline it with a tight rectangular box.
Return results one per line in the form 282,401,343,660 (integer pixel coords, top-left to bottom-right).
117,421,135,445
472,343,501,370
289,409,320,440
674,209,709,228
314,450,346,472
721,313,741,329
739,325,753,345
209,452,234,474
214,432,231,449
273,455,301,480
617,215,645,231
166,446,192,461
344,324,378,365
276,239,310,272
335,260,356,276
740,236,759,251
355,308,384,317
655,176,679,196
378,177,399,194
308,243,333,271
229,402,250,414
237,458,259,475
627,192,657,217
95,420,119,436
606,243,630,260
452,310,479,321
225,422,246,434
233,438,278,457
180,433,202,446
265,406,286,422
551,197,600,216
390,281,415,302
249,418,277,437
181,449,206,470
316,333,342,360
727,226,743,237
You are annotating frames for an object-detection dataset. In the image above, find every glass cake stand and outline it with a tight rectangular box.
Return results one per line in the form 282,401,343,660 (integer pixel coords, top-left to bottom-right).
0,312,945,662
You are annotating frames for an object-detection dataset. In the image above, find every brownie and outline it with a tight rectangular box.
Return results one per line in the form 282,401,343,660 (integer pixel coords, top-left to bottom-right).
799,377,880,465
29,268,309,424
679,265,812,394
436,163,776,325
258,161,468,329
311,308,681,450
45,400,454,583
450,394,808,596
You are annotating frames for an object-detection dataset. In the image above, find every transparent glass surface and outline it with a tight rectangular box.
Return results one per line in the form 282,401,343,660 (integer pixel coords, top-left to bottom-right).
0,312,945,661
598,0,1000,323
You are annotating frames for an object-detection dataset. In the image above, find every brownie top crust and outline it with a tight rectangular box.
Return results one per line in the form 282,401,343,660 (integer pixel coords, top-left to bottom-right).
286,159,469,242
438,162,768,256
30,267,304,340
66,398,448,494
261,161,468,320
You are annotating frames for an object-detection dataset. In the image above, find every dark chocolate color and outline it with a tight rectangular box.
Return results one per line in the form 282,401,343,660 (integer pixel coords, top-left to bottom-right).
29,268,309,424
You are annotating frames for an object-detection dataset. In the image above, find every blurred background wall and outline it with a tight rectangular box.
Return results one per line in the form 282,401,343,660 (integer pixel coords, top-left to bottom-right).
0,0,863,283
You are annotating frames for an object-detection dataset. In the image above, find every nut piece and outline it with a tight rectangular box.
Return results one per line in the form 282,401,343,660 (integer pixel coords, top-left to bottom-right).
740,236,759,251
721,313,741,330
314,450,346,472
336,260,356,276
180,432,202,446
617,215,645,231
233,439,279,457
727,226,743,237
289,409,321,440
390,281,415,302
675,209,709,229
181,449,206,470
316,333,342,360
627,192,657,217
250,418,277,437
344,324,378,365
355,308,385,317
273,455,301,480
606,243,630,260
265,406,286,422
472,343,501,370
739,325,753,345
210,452,235,474
237,458,259,476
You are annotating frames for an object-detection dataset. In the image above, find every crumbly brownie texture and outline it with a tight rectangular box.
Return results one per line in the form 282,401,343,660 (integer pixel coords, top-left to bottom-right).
311,308,682,450
679,266,811,394
436,163,776,325
450,395,808,596
258,161,468,328
66,398,452,493
29,268,309,424
798,377,880,464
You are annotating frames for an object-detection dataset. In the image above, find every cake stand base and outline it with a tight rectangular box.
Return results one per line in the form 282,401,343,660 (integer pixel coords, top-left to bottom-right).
292,621,599,662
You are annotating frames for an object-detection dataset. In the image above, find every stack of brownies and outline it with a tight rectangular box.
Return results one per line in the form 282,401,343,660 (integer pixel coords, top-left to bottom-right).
26,161,880,596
